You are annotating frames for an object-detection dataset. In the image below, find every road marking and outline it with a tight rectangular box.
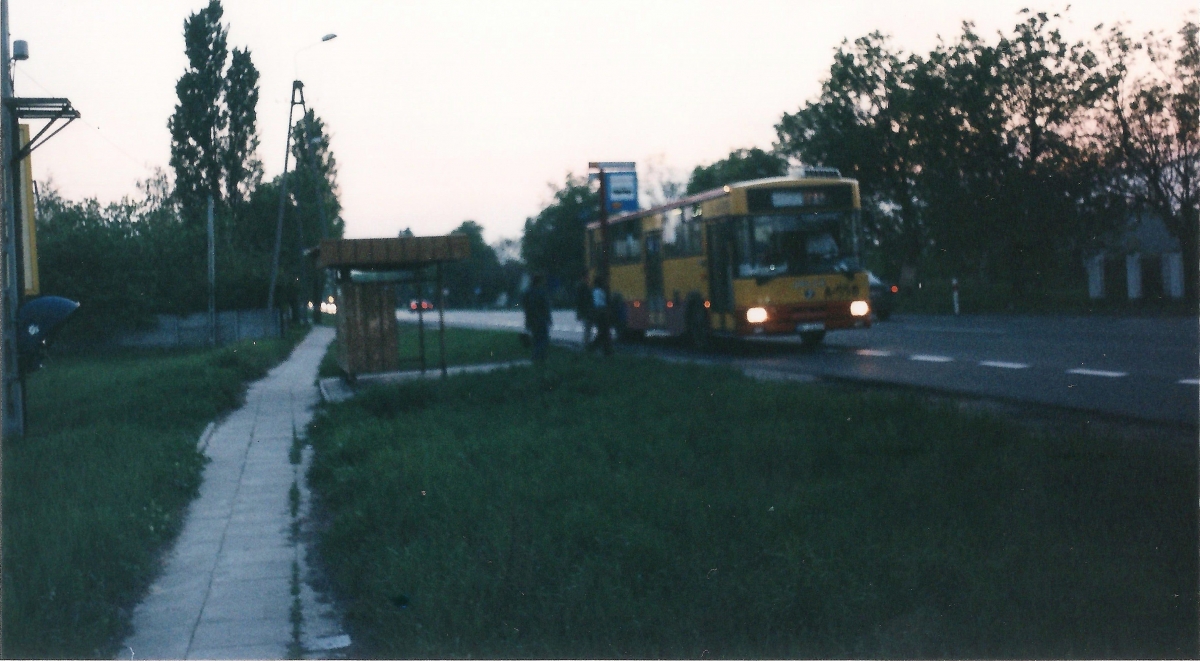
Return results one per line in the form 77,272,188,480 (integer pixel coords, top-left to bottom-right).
910,354,953,363
979,360,1029,369
1067,368,1127,378
1179,379,1200,385
856,349,893,357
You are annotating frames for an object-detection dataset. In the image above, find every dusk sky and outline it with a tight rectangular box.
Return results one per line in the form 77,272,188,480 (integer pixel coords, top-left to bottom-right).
11,1,1196,243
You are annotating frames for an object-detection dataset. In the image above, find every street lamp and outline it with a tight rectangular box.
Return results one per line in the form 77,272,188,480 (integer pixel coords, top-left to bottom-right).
294,33,337,78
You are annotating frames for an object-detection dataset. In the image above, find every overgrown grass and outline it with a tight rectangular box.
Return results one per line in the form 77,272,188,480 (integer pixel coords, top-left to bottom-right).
306,353,1197,658
318,322,530,378
2,328,307,658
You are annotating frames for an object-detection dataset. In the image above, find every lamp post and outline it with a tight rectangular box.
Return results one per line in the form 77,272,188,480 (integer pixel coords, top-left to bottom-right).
266,34,336,320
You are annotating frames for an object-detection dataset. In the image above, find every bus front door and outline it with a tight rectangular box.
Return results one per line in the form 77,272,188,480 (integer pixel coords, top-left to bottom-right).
644,230,664,328
707,222,734,329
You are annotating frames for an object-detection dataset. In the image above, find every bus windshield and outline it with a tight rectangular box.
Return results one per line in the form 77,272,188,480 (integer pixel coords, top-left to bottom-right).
734,212,860,277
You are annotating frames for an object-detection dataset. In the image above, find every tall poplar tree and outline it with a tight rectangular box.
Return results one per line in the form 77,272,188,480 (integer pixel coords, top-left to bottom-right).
224,46,261,208
168,0,228,226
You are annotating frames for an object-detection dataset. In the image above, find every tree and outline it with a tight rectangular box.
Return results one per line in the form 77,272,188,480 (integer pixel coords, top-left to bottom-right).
775,32,924,276
443,221,504,307
168,0,228,225
685,148,787,195
775,10,1120,296
521,174,598,289
950,10,1112,294
1100,19,1200,302
223,47,262,208
290,109,343,246
640,154,686,208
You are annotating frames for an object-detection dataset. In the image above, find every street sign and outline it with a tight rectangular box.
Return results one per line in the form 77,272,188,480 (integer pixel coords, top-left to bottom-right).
605,171,638,215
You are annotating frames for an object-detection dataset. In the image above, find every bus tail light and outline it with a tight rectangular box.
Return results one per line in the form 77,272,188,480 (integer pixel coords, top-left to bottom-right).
746,307,768,324
850,300,870,316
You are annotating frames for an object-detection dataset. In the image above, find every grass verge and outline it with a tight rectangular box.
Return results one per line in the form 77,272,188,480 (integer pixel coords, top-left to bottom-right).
893,275,1198,317
2,327,307,658
318,322,531,379
306,350,1197,658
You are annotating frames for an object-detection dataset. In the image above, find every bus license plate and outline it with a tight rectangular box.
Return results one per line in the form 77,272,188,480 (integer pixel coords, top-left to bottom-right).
796,322,825,332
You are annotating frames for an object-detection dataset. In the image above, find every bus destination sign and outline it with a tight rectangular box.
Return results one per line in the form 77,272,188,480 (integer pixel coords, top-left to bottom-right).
748,185,852,213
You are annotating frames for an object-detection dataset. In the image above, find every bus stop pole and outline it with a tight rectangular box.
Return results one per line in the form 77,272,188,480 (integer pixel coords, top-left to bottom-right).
598,172,610,305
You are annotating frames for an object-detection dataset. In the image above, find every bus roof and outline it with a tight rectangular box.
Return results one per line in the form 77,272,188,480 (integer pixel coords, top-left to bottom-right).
585,175,856,230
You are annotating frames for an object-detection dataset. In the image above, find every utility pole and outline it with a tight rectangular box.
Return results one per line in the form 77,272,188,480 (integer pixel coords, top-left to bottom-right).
266,81,303,316
1,0,22,438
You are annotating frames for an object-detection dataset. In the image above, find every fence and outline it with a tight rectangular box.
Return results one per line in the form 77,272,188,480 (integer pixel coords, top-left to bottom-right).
111,308,284,349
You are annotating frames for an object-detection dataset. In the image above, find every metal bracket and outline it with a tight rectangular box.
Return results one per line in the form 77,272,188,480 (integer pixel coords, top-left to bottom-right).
4,97,79,163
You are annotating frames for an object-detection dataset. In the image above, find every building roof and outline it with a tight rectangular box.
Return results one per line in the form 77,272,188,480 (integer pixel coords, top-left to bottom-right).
315,236,470,270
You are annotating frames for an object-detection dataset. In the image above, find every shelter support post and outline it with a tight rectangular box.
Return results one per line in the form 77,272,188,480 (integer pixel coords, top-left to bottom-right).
437,262,447,377
417,282,426,374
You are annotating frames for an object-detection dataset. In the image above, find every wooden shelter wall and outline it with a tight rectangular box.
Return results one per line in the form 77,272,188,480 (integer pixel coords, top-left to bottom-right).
336,282,399,376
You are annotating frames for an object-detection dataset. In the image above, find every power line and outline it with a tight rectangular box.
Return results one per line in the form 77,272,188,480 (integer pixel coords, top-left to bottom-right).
14,66,156,174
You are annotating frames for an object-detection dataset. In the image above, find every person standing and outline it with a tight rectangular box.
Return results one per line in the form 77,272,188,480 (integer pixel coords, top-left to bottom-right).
574,271,594,347
522,273,552,363
589,276,613,356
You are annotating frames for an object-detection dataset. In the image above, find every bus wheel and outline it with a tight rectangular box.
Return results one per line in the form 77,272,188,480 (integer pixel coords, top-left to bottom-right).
685,297,710,351
800,330,826,347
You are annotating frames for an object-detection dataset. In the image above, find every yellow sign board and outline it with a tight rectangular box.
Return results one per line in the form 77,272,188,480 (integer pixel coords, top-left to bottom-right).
19,124,38,296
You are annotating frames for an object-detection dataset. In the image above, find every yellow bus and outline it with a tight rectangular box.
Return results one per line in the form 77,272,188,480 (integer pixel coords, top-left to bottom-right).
586,171,871,347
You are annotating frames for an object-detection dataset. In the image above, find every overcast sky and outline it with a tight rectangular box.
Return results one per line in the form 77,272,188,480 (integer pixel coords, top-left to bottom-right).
11,1,1195,242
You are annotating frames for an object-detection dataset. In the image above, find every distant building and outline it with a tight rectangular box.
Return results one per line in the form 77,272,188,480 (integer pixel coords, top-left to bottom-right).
1085,212,1184,301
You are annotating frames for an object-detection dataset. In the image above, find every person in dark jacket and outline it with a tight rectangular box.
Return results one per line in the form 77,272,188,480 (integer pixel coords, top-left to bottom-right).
574,271,594,346
522,274,552,363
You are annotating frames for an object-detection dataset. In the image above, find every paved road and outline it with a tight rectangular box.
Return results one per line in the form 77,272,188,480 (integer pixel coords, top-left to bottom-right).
402,310,1199,427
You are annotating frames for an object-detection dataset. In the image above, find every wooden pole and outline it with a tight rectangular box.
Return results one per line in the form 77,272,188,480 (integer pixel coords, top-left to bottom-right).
417,280,426,374
437,262,447,377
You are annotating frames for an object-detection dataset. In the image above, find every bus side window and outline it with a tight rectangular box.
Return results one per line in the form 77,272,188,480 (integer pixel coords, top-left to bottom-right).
662,209,683,257
611,221,642,263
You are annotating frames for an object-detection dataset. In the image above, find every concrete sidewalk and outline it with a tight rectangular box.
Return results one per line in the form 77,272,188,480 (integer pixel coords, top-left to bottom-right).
121,326,347,660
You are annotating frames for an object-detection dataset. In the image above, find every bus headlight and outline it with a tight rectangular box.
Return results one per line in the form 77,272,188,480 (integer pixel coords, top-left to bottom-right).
746,307,768,324
850,300,870,316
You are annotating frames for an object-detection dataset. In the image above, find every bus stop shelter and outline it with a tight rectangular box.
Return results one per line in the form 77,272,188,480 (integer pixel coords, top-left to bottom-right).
315,235,469,378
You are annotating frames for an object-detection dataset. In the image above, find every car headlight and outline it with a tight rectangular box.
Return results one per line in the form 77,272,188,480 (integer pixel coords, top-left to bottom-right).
850,300,870,316
746,307,768,324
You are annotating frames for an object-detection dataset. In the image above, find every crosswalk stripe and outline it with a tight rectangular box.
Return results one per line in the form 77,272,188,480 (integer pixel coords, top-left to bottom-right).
979,361,1030,369
910,354,953,363
1067,368,1127,378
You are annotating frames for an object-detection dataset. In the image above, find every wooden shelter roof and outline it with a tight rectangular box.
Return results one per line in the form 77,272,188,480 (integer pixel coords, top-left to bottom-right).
315,236,469,270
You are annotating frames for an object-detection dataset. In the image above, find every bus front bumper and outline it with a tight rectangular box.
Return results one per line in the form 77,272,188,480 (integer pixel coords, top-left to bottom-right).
738,302,871,335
